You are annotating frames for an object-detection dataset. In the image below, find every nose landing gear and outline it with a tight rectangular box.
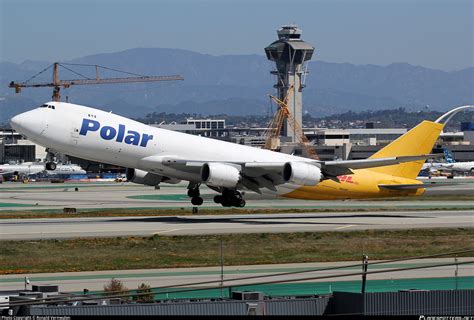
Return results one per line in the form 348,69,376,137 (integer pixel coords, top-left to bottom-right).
45,149,57,171
45,162,56,170
214,189,246,207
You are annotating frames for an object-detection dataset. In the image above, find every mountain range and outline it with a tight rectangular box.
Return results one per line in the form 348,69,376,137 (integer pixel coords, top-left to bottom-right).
0,48,472,123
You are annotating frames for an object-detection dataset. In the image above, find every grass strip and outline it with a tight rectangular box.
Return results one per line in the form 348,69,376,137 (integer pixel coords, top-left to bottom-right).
0,228,472,275
1,204,474,219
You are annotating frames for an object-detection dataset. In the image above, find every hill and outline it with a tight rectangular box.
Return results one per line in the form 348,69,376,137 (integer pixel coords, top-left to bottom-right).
1,48,472,123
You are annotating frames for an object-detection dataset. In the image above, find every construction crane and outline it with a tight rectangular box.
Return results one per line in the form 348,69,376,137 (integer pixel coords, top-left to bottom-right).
263,87,294,151
263,85,319,160
9,62,184,102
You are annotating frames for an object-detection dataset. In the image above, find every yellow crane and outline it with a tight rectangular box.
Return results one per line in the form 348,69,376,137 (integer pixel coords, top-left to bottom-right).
9,62,184,102
263,85,319,160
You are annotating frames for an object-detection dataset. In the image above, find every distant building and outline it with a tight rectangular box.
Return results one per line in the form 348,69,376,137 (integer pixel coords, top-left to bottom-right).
153,118,227,137
461,122,474,145
0,128,47,163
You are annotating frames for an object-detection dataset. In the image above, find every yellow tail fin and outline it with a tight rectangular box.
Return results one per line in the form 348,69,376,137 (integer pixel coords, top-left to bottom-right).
368,120,444,179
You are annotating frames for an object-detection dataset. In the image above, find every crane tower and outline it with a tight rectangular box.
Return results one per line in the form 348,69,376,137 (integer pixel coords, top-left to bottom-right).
264,25,314,142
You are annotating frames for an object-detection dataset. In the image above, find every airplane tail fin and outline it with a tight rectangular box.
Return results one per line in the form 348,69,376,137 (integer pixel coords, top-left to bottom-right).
442,146,455,163
368,121,444,179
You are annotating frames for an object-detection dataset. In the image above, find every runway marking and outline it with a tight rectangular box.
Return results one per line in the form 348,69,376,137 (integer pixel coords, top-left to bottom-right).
335,224,356,230
153,228,182,235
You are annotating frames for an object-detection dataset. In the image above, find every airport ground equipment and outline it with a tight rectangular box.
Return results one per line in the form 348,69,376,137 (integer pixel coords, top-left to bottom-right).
9,62,184,102
265,25,314,143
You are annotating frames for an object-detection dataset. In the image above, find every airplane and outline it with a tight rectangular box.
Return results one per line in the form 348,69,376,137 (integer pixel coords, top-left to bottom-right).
9,102,468,207
0,162,86,180
48,163,87,175
0,163,45,177
435,146,474,174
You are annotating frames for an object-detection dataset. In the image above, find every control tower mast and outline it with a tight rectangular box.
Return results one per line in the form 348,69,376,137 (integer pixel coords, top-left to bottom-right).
265,25,314,142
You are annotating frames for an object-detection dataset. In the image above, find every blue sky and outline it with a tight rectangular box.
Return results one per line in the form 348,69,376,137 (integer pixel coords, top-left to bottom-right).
1,0,472,71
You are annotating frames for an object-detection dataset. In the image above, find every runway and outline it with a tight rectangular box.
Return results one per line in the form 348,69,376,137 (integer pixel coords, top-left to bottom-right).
1,258,472,293
1,209,473,240
0,179,473,211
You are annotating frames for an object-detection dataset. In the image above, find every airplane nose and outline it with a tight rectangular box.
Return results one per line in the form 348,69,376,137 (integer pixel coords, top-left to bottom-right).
10,111,41,138
10,113,27,131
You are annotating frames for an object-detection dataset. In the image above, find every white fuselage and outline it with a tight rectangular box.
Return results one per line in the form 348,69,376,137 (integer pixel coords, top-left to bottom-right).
0,162,86,177
437,162,474,173
10,102,307,193
0,163,45,176
422,161,474,173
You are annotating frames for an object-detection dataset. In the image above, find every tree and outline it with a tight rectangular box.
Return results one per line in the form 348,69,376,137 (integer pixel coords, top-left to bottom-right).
134,283,154,303
103,278,129,302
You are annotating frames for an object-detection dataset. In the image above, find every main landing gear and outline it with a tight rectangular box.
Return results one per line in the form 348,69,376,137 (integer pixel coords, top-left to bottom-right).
214,189,246,208
187,184,246,208
187,183,203,206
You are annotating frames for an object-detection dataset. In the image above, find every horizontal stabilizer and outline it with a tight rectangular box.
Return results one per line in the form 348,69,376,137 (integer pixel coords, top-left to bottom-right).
378,182,461,190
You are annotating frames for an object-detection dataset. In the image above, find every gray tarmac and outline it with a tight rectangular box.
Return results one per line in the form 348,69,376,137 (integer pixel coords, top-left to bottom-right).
0,179,473,240
1,209,473,240
0,178,473,211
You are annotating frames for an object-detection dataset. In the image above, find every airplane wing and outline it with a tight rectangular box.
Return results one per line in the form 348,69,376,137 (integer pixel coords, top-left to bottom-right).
139,154,442,192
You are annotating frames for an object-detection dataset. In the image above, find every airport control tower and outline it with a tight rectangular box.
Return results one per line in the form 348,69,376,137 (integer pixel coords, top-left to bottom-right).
265,25,314,142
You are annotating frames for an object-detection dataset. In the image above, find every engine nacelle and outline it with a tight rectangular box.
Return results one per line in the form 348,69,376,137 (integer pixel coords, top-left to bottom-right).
126,168,164,186
283,162,322,186
201,163,241,188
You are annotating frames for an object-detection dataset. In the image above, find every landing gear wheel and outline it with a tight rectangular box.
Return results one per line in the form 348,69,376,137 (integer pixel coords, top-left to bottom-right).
191,196,203,206
213,195,223,204
237,199,246,208
46,162,56,170
219,189,246,208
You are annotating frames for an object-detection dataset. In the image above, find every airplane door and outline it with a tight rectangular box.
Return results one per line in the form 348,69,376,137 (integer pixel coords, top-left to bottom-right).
71,121,80,144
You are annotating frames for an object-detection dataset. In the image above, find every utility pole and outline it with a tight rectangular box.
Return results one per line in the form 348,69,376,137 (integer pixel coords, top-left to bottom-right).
455,257,459,290
220,239,224,298
361,255,369,294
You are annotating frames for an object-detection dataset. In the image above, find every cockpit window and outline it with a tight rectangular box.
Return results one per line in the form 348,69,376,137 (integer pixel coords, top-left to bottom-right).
40,104,55,109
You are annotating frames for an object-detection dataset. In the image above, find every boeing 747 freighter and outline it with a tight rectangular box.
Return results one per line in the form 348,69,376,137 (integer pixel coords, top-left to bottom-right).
10,102,471,207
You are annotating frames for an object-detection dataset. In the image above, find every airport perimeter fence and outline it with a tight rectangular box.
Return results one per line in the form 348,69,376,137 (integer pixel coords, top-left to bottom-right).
26,289,473,316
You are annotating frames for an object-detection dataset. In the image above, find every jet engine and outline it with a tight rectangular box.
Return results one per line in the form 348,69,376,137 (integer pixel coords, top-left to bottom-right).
283,162,322,186
126,168,164,186
201,163,241,188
